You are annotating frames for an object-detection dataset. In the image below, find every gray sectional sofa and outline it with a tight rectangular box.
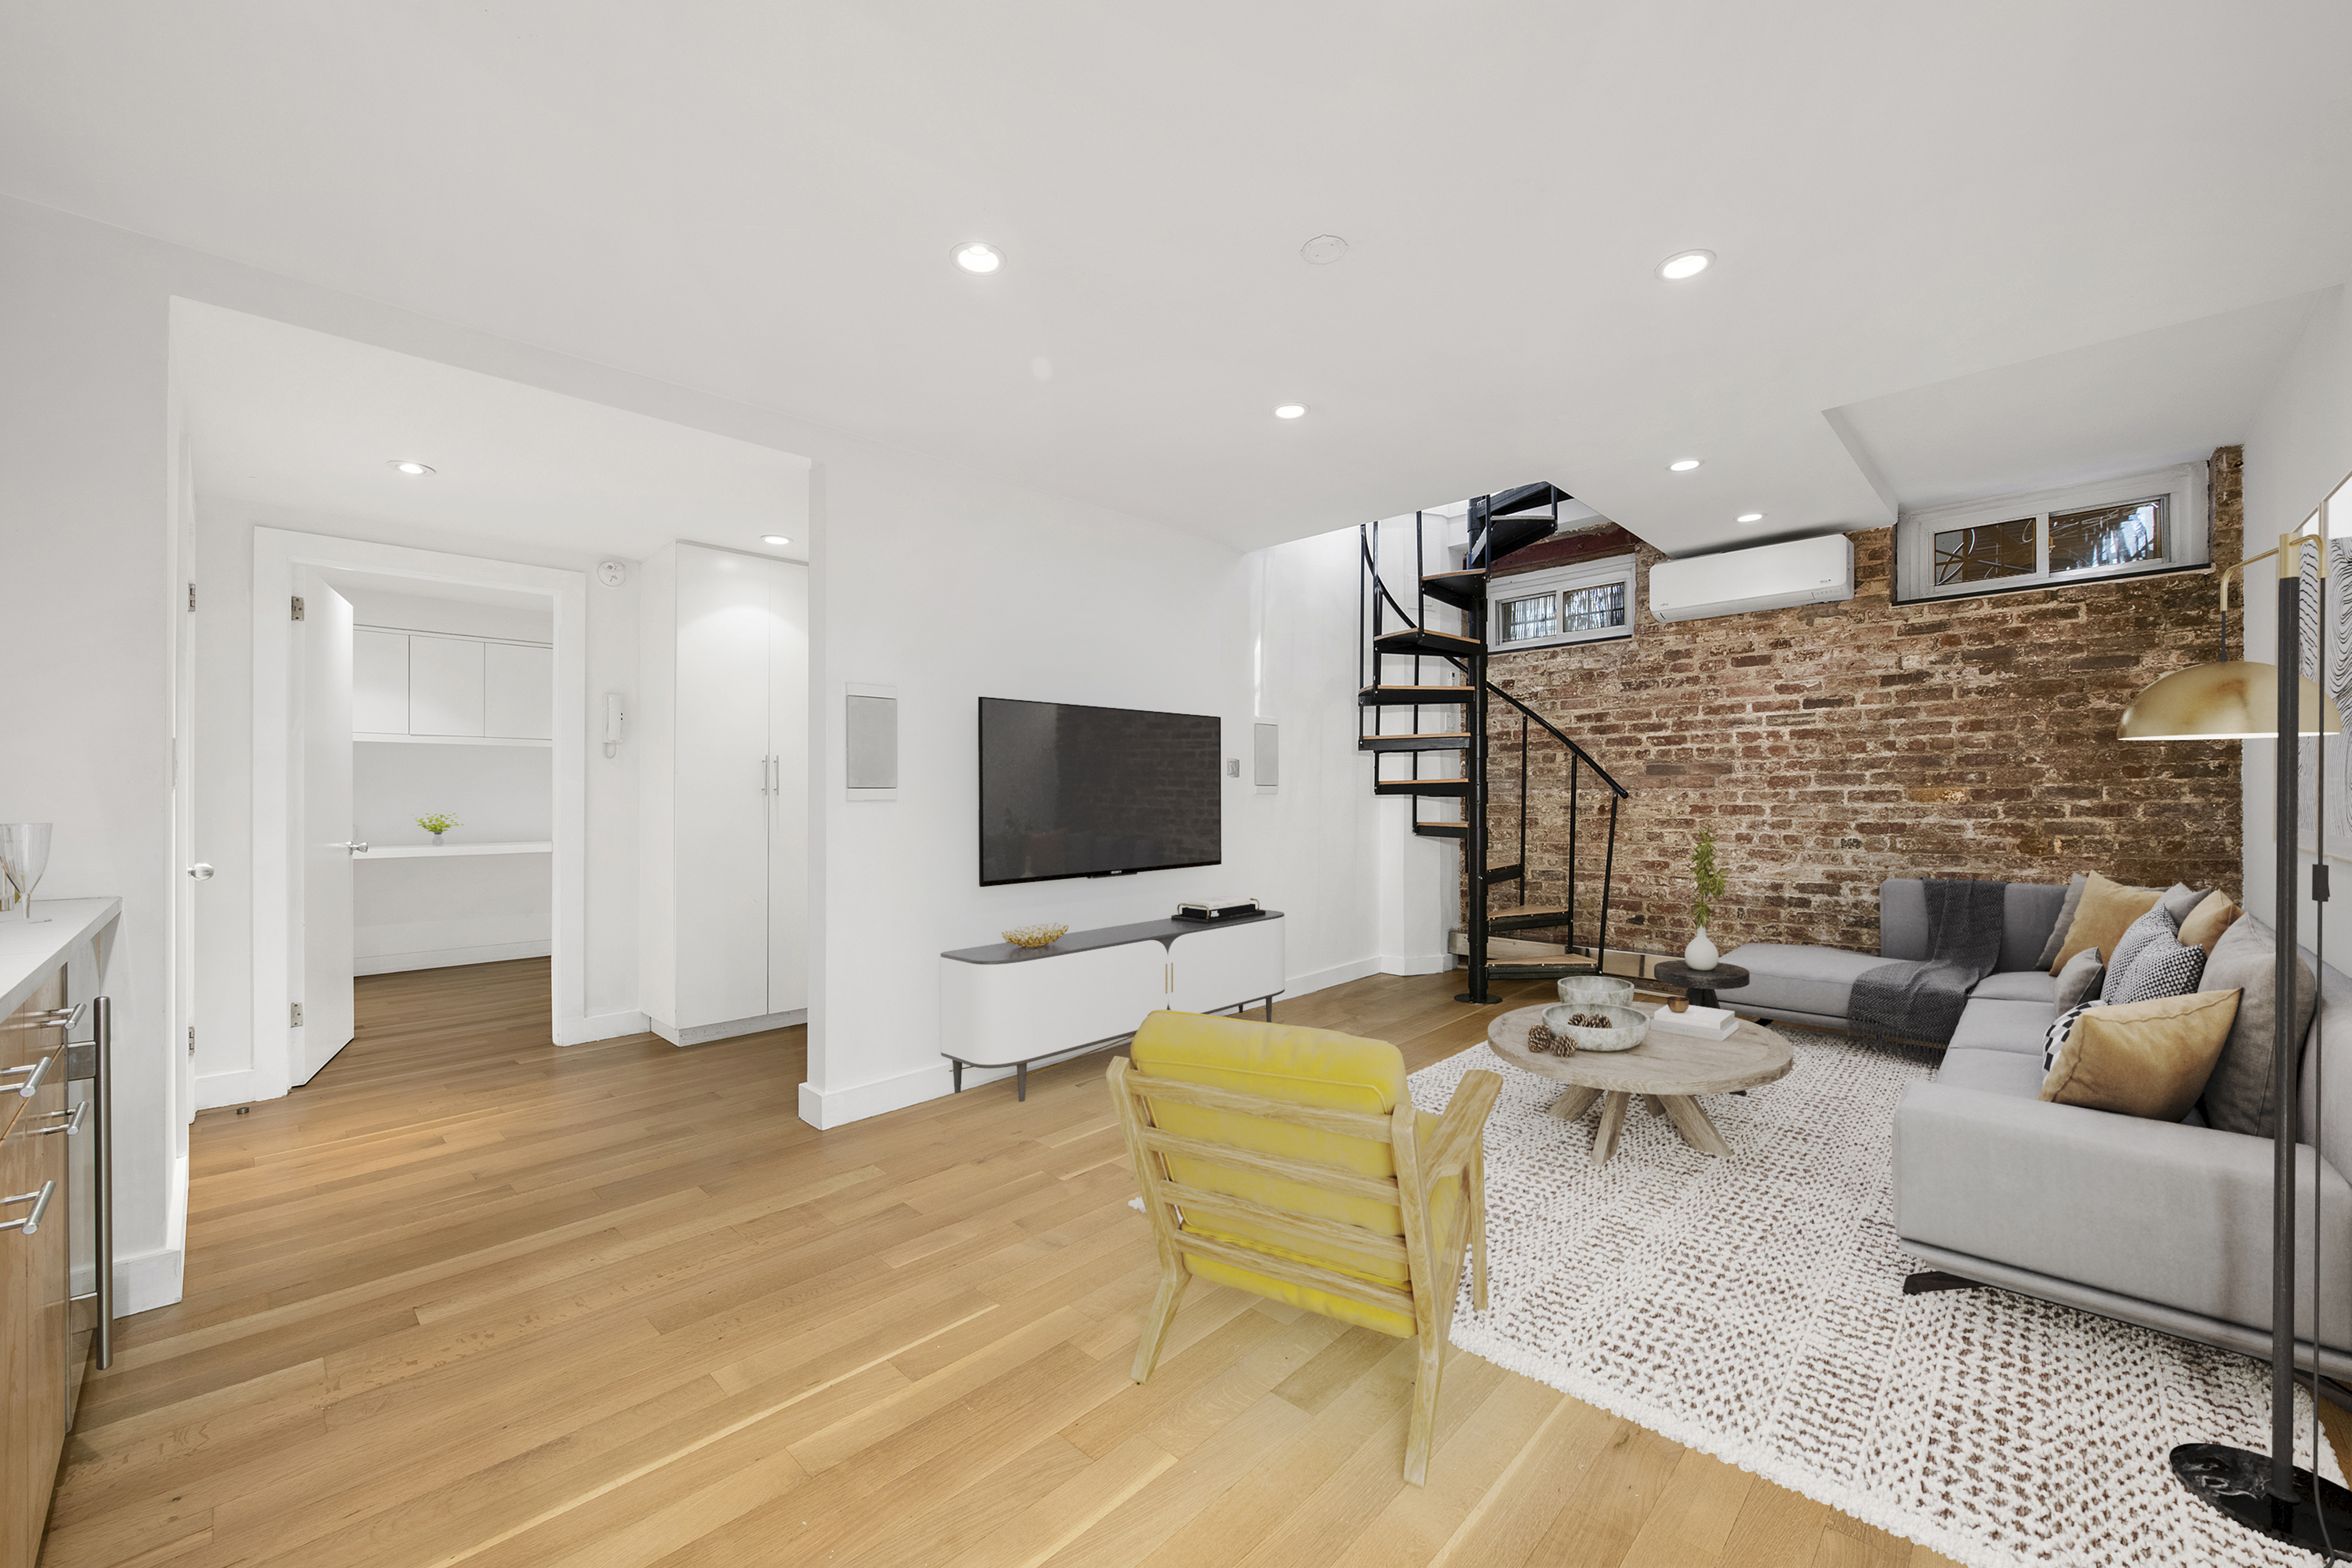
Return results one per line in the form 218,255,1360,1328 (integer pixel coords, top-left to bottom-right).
1720,879,2352,1374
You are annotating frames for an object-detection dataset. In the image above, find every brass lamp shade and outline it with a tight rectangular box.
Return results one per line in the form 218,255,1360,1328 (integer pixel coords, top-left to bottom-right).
2116,660,2343,741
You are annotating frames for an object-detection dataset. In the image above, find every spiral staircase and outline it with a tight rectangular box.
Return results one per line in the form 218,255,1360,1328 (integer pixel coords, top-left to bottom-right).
1358,483,1631,1004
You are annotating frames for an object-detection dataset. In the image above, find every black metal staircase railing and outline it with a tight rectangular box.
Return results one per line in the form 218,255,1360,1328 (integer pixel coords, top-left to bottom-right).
1357,489,1630,1004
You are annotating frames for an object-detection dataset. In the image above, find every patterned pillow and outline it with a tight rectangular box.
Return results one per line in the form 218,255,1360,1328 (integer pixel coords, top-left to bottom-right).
2045,1001,2098,1071
2101,906,2180,1005
2110,933,2209,1006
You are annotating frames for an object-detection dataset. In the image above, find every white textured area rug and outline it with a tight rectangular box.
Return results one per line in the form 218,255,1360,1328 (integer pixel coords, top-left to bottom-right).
1409,1028,2343,1568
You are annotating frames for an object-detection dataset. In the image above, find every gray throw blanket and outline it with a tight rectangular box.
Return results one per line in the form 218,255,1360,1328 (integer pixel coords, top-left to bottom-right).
1849,879,2008,1045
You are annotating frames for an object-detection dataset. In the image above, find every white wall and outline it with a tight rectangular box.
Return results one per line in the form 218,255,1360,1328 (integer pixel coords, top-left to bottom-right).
2243,285,2352,974
800,512,1422,1125
352,741,553,973
0,193,1420,1310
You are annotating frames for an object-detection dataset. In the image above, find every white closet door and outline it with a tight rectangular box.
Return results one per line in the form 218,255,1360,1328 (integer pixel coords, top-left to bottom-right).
673,546,771,1028
483,642,554,739
351,630,410,734
766,560,809,1016
409,635,485,736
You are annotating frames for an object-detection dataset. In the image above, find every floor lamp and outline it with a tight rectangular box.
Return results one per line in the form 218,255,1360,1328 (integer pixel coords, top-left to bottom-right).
2120,527,2350,1552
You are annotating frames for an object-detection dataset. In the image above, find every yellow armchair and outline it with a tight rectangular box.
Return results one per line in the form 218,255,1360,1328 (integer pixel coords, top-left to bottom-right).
1109,1009,1502,1484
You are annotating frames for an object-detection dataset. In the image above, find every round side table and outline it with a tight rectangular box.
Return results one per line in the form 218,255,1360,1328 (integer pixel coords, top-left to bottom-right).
1652,959,1749,1012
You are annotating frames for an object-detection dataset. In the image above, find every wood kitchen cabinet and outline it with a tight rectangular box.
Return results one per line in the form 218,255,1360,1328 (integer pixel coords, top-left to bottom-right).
1,966,75,1568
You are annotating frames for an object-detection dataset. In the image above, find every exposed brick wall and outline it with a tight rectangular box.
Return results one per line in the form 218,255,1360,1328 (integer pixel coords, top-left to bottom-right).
1480,447,2245,956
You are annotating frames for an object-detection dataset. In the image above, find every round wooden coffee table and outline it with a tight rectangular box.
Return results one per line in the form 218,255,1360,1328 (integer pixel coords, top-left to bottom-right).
1486,1005,1794,1167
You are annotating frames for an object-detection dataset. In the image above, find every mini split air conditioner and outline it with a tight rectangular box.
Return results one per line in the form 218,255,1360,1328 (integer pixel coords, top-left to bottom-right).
1648,533,1854,624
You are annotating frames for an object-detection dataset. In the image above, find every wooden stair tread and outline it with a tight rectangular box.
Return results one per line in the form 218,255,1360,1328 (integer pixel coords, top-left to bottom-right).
1490,904,1573,922
1484,955,1601,973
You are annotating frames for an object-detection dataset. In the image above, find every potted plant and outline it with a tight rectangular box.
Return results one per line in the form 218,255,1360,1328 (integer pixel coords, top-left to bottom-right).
417,812,462,844
1686,825,1726,971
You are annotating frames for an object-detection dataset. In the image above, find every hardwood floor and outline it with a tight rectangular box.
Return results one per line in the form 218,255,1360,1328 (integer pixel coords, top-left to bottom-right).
36,960,2334,1566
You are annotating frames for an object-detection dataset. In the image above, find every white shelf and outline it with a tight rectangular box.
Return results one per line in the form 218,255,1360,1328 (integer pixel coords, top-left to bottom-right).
354,841,552,859
354,733,554,748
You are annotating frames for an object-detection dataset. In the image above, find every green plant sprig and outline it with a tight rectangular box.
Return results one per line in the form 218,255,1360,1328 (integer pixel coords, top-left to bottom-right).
416,812,462,835
1691,826,1726,929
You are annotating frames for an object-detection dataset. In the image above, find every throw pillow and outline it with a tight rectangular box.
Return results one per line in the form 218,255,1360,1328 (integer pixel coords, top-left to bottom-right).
2109,931,2208,1005
2199,914,2321,1137
2044,1000,2097,1072
2035,873,2089,970
2157,882,2209,926
2100,904,2181,1005
2053,946,2104,1013
2041,989,2243,1121
2179,890,2242,956
2048,872,2162,975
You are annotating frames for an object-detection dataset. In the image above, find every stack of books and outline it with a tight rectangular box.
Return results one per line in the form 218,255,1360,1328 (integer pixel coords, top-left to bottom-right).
1650,1002,1739,1040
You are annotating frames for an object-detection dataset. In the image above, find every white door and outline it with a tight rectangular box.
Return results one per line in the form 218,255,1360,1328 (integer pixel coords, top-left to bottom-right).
674,547,771,1029
766,562,808,1016
296,572,357,1083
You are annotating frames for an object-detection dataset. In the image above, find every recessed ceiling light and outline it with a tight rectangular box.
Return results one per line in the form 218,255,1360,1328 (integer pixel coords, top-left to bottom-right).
387,460,435,476
952,241,1002,275
761,534,791,546
1737,512,1764,523
1657,249,1715,281
1273,403,1308,420
1669,458,1701,472
1300,234,1349,265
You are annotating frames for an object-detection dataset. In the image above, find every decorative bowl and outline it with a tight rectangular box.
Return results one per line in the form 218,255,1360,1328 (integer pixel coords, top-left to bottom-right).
1002,923,1069,948
1541,1002,1650,1053
1556,974,1636,1008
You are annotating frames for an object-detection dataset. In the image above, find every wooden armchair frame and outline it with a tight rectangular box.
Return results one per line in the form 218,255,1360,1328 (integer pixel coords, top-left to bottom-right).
1108,1055,1503,1484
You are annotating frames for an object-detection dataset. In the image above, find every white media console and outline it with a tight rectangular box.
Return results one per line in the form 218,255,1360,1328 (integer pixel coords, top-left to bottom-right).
939,910,1286,1099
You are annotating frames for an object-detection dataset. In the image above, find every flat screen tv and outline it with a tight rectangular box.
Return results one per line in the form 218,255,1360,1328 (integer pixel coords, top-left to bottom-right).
979,697,1221,886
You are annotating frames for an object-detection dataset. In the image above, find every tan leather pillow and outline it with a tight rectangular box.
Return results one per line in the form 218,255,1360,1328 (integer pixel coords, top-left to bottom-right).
2048,872,2161,974
2178,890,2241,957
2040,989,2241,1121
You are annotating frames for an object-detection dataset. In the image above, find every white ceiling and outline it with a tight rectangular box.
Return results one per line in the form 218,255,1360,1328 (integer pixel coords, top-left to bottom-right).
172,301,808,564
13,2,2352,556
1830,293,2325,515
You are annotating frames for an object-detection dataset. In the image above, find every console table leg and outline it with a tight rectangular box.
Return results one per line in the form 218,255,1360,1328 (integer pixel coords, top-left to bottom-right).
952,1061,963,1093
1016,1061,1028,1102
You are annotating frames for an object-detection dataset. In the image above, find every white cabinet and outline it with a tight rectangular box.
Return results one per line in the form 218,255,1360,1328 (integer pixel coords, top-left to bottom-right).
351,629,553,744
408,635,485,737
939,915,1287,1098
640,543,808,1042
352,630,410,733
483,643,553,740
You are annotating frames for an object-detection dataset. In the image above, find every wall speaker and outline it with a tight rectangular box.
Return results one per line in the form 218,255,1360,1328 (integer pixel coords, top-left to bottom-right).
845,682,898,800
1252,722,1279,791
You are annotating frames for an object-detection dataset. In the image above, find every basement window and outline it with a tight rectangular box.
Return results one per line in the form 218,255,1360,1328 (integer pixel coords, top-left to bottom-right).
1486,555,1636,651
1895,464,2208,604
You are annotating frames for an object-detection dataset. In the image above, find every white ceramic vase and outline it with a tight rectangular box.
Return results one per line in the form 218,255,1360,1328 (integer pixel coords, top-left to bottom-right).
1683,926,1719,971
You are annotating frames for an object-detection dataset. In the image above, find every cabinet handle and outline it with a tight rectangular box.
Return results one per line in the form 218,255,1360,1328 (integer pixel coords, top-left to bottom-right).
760,755,771,795
2,1053,51,1098
0,1181,54,1235
35,1100,86,1136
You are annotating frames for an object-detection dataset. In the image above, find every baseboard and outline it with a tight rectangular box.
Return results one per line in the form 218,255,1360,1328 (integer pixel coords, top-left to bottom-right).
354,939,552,975
1381,951,1456,977
194,1067,275,1111
798,1061,956,1130
117,1241,185,1315
1284,956,1384,999
653,1008,808,1047
553,1009,652,1046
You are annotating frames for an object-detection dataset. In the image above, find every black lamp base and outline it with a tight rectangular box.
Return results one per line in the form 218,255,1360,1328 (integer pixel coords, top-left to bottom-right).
2172,1442,2352,1556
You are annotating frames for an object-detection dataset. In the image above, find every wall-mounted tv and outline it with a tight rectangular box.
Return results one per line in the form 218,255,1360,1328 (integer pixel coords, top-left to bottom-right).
979,697,1221,886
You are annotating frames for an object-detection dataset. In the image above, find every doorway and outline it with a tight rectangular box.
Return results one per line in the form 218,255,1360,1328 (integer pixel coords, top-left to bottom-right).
238,531,589,1101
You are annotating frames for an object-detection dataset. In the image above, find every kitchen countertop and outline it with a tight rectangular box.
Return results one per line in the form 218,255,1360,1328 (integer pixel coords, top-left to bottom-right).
0,897,122,1018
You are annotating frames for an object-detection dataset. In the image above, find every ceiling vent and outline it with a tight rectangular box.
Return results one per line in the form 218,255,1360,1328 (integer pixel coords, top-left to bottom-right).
1649,533,1854,623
